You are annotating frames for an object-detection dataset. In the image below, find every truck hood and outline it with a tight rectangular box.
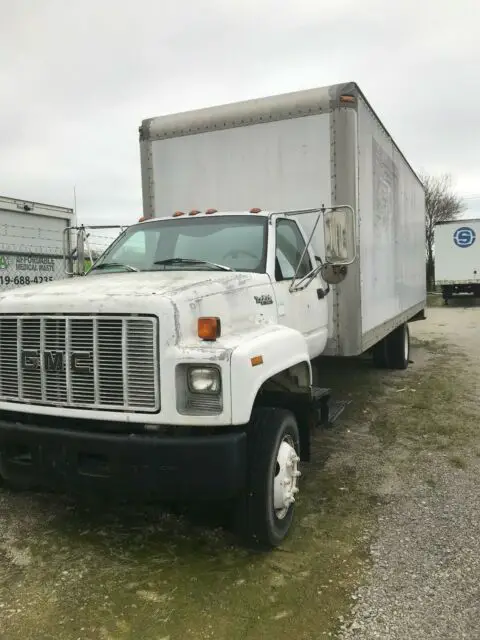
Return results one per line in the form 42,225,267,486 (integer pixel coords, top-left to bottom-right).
0,270,274,317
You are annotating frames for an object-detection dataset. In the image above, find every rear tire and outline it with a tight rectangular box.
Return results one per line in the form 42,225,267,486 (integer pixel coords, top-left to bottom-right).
372,339,388,368
386,323,410,370
235,407,301,548
372,323,410,370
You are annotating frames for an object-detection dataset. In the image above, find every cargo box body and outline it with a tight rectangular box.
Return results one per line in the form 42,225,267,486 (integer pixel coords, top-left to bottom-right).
140,82,426,356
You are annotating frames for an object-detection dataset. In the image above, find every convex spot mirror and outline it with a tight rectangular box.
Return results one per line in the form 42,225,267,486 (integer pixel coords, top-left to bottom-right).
324,206,356,266
320,264,348,285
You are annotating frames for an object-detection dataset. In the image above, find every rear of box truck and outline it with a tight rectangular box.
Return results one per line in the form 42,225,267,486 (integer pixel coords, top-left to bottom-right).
140,82,426,358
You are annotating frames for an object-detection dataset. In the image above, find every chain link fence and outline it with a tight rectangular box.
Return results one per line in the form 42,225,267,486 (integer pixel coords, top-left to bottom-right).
0,223,127,293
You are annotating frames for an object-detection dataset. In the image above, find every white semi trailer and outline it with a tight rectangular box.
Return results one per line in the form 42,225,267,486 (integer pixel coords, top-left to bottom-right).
0,195,73,292
0,83,426,547
435,219,479,302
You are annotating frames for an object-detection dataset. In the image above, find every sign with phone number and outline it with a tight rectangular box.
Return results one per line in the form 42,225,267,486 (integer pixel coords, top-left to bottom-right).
0,254,61,290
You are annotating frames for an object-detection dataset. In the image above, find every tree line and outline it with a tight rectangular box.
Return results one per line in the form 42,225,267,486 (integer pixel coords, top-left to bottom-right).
420,172,465,291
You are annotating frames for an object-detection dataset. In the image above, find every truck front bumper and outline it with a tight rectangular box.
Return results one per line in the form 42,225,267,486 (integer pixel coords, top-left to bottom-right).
0,417,247,501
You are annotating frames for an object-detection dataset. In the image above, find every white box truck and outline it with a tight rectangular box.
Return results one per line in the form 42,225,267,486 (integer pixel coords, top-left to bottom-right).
0,83,426,547
0,195,74,292
434,219,479,302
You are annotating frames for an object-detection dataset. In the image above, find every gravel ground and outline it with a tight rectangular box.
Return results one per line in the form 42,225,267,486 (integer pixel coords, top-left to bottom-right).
340,302,480,640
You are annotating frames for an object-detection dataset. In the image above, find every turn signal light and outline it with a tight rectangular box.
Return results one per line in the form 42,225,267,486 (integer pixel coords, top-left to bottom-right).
198,317,221,341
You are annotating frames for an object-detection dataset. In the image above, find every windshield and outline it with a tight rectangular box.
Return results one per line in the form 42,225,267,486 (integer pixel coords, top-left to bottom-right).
91,215,268,273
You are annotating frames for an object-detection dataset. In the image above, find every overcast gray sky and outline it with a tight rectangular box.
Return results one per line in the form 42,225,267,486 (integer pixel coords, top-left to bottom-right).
1,0,479,225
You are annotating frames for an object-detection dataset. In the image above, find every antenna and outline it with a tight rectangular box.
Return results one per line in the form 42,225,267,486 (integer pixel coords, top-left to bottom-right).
73,185,78,226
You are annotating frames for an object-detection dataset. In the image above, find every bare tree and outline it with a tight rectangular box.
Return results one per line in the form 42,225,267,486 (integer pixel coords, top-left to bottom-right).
419,173,466,290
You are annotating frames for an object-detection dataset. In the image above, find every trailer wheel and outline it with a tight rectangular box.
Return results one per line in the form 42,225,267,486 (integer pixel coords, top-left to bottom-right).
235,407,301,548
441,286,452,305
385,323,410,370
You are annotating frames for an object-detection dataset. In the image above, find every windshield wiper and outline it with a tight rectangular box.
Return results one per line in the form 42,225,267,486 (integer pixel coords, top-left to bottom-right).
154,258,234,272
91,262,139,272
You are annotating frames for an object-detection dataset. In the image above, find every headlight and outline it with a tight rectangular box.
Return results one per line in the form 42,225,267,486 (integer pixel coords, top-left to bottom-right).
187,367,221,394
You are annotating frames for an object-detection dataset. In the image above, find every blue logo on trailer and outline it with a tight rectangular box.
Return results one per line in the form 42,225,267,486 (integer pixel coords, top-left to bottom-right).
453,227,476,248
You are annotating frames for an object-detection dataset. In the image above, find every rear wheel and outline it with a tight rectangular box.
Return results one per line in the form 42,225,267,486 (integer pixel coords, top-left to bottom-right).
235,407,301,548
372,323,410,370
372,339,388,368
386,323,410,370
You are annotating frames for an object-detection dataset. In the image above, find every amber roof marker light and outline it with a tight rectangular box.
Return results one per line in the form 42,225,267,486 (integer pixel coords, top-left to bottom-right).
339,95,356,104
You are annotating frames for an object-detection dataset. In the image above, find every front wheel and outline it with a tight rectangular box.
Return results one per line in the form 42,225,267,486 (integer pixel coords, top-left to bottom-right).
235,407,301,548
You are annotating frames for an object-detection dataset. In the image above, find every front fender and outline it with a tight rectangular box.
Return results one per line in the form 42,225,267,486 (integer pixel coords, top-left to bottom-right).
229,325,311,424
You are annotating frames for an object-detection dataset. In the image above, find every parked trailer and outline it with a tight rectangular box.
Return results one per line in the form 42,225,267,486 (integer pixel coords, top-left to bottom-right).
0,195,73,292
434,219,480,302
0,83,426,547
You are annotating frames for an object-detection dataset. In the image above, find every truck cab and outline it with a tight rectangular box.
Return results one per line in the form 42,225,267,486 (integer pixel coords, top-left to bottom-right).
0,205,353,548
98,209,332,358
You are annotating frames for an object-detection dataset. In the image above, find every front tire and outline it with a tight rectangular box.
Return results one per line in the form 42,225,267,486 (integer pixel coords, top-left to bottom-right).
235,407,301,548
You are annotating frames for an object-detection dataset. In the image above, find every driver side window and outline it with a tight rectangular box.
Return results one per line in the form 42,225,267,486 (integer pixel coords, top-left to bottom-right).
275,219,312,281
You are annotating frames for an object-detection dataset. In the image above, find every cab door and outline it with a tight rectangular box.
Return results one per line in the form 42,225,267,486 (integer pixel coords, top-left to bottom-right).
272,218,328,358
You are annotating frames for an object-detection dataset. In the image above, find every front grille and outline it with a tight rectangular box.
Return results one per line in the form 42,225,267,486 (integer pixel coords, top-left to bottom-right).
0,315,159,412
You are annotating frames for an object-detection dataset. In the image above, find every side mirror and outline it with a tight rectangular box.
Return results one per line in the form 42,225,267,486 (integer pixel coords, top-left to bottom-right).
320,264,348,285
323,206,356,266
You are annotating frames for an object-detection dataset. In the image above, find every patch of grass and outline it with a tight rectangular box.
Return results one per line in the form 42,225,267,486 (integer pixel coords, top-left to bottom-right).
0,469,375,640
448,454,468,470
411,336,450,355
366,338,475,452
